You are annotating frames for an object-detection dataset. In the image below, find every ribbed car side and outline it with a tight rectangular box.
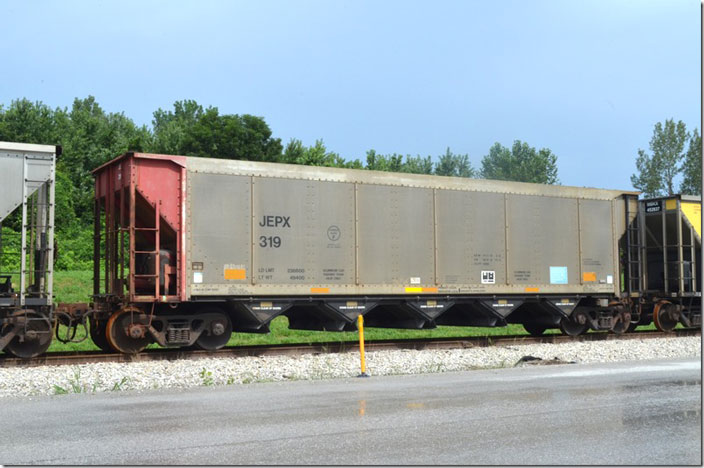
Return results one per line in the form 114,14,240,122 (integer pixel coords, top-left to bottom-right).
86,152,701,354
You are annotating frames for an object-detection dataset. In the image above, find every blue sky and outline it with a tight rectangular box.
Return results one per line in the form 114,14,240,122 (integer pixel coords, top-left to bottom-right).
1,0,700,190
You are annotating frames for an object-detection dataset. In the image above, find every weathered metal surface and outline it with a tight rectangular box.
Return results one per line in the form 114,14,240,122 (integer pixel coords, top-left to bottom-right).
356,184,434,285
188,172,251,288
578,199,616,289
507,195,580,286
90,153,636,300
253,177,356,285
93,153,187,302
0,142,57,311
185,156,636,200
55,303,91,316
181,155,633,298
0,142,56,221
435,190,506,287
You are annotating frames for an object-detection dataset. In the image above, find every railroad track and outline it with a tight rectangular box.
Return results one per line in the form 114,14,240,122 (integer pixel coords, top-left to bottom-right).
1,328,700,368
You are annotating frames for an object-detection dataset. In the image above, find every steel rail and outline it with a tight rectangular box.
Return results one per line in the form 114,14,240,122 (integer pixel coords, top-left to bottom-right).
0,328,700,368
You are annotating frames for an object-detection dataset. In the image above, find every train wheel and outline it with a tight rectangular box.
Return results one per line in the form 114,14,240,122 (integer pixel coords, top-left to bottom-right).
653,301,678,332
559,316,588,336
195,311,233,351
106,308,152,354
89,318,112,352
611,319,628,334
4,310,52,358
523,323,546,336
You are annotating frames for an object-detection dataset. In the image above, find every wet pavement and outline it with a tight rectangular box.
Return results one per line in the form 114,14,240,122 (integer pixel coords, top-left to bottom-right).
0,357,700,465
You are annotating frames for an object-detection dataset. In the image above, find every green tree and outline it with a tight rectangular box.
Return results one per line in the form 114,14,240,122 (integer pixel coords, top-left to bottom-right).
364,150,404,172
281,138,305,163
150,100,283,161
631,119,689,197
0,98,60,145
401,154,434,174
435,147,474,177
480,140,558,184
151,99,204,155
343,158,364,169
680,127,701,196
281,139,345,167
60,96,151,222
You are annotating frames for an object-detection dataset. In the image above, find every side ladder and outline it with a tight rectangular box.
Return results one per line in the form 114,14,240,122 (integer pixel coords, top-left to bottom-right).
624,194,644,297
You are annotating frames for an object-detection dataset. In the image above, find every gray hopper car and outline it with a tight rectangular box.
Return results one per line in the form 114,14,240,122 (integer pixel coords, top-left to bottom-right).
0,141,58,358
91,152,647,353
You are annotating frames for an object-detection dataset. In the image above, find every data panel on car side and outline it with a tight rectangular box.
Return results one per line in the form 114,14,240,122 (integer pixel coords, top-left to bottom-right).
252,178,355,285
507,195,579,286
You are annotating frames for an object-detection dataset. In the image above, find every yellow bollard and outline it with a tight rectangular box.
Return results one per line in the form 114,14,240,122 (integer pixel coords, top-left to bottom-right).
357,314,369,377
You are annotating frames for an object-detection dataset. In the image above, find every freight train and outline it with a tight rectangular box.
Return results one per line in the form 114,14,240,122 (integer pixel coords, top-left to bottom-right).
0,141,701,357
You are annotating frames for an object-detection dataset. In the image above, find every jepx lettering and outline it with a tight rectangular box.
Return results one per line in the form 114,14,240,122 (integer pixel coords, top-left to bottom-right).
259,215,291,228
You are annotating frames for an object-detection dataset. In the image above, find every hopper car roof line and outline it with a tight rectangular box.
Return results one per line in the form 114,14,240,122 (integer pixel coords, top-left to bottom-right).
641,194,702,202
94,151,640,201
0,141,61,156
91,151,186,173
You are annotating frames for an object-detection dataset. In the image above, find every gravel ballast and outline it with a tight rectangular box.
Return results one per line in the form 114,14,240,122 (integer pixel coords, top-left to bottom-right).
0,337,700,398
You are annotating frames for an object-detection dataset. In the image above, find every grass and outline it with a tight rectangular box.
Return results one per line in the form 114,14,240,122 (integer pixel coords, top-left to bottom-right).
5,270,96,304
225,317,536,347
54,270,95,303
45,270,659,353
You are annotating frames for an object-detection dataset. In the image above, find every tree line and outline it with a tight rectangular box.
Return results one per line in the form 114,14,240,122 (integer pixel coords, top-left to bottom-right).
631,119,701,198
0,96,700,269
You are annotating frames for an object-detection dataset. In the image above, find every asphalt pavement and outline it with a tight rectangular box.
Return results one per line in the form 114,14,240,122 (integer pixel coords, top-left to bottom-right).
1,357,700,465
